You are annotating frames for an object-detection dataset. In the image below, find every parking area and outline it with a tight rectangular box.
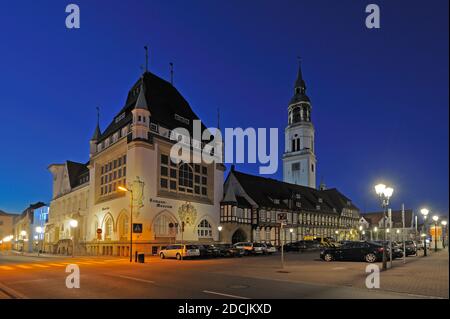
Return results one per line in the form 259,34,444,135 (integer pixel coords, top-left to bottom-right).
147,248,448,298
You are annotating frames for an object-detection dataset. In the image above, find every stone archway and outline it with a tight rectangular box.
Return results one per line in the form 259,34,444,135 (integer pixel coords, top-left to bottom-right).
231,228,247,244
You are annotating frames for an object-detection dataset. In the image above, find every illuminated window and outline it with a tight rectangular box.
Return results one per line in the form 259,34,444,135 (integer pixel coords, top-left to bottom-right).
197,219,212,238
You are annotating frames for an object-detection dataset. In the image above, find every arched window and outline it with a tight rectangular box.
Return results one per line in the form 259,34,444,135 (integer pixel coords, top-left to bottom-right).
118,213,129,239
154,214,174,237
292,107,301,123
197,219,212,238
104,216,113,240
178,163,193,193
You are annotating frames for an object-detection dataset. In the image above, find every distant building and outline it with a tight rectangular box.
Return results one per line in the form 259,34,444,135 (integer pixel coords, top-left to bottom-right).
0,210,15,250
359,209,418,241
12,202,48,253
220,167,360,244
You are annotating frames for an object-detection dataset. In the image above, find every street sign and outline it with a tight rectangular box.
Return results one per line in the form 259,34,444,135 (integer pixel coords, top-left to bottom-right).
133,223,143,233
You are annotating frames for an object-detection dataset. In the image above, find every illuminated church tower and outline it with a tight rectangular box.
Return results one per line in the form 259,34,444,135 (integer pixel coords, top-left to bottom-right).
282,61,316,188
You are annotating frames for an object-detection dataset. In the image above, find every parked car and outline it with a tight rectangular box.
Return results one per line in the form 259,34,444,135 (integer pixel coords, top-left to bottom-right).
198,244,221,258
215,244,245,257
284,241,302,252
320,241,384,263
252,242,266,255
263,243,277,254
159,244,200,260
397,241,417,256
233,242,265,255
233,242,254,254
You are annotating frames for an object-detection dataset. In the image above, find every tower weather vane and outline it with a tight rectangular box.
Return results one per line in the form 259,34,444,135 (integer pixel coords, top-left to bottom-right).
144,45,149,72
169,62,174,85
96,106,100,125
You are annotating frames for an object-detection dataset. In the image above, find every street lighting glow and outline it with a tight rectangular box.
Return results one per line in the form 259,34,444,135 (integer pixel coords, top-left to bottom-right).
335,230,339,234
383,187,394,198
118,186,128,192
69,219,78,228
374,227,378,232
35,226,43,233
432,215,439,222
20,230,27,237
421,208,429,217
374,184,386,196
289,228,294,233
217,225,223,232
386,228,390,233
359,225,363,231
441,220,447,226
396,229,400,234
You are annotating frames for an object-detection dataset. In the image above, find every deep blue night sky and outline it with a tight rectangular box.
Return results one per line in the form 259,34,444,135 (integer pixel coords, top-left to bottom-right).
0,0,448,216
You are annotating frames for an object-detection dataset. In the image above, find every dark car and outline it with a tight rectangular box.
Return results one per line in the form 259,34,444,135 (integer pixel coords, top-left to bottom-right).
371,240,403,258
320,241,384,263
284,241,302,252
198,244,221,258
216,244,245,257
397,241,417,256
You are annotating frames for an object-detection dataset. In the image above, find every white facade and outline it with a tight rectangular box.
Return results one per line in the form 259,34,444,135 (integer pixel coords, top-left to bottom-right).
46,71,224,256
282,64,316,189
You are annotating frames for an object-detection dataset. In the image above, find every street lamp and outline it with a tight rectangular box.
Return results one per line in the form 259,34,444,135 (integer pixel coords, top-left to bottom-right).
374,183,394,270
217,225,223,243
420,208,429,256
432,215,439,252
335,230,339,241
289,228,294,243
359,225,363,240
35,226,43,256
69,219,78,258
118,185,134,262
441,220,447,248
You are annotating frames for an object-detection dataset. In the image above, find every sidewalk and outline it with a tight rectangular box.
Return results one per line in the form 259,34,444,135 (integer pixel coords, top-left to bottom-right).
378,249,449,298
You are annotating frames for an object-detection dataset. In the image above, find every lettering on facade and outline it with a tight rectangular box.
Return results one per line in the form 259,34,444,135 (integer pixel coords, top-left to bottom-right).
149,198,173,209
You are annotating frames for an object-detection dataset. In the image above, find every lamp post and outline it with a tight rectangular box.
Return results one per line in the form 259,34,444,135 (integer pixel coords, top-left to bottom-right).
359,225,363,240
432,215,439,252
69,219,78,258
374,183,394,270
118,185,134,263
289,228,294,243
441,220,447,249
420,208,429,256
334,230,339,241
217,225,223,243
374,227,378,240
35,226,43,256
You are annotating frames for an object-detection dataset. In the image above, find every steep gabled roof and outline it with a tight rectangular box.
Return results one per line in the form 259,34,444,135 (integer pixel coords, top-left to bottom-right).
98,71,208,143
227,169,359,215
362,210,415,228
66,161,89,188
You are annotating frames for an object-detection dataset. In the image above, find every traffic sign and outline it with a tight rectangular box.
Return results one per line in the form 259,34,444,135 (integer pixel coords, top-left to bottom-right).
133,223,143,233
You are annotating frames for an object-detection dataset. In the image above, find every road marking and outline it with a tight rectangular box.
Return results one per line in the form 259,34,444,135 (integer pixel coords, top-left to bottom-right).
203,290,250,299
16,265,32,269
0,266,15,271
31,264,50,268
75,262,94,265
107,274,155,284
47,263,65,267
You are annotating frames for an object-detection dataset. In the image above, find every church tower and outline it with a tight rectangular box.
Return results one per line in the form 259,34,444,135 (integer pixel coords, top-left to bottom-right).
282,61,316,188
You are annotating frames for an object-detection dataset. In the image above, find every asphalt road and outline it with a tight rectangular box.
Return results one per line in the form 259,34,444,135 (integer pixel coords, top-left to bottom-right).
0,251,428,299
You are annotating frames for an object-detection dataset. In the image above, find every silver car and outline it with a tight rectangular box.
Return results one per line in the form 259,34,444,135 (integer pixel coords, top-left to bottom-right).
159,244,200,260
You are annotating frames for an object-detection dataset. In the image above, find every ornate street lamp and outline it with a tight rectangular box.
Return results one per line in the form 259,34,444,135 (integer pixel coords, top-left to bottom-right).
441,220,447,248
374,183,394,270
432,215,439,252
69,219,78,258
420,208,429,256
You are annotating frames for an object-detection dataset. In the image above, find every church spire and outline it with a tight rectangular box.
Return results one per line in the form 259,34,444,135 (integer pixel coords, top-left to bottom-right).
91,106,101,141
135,76,148,110
294,57,306,95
